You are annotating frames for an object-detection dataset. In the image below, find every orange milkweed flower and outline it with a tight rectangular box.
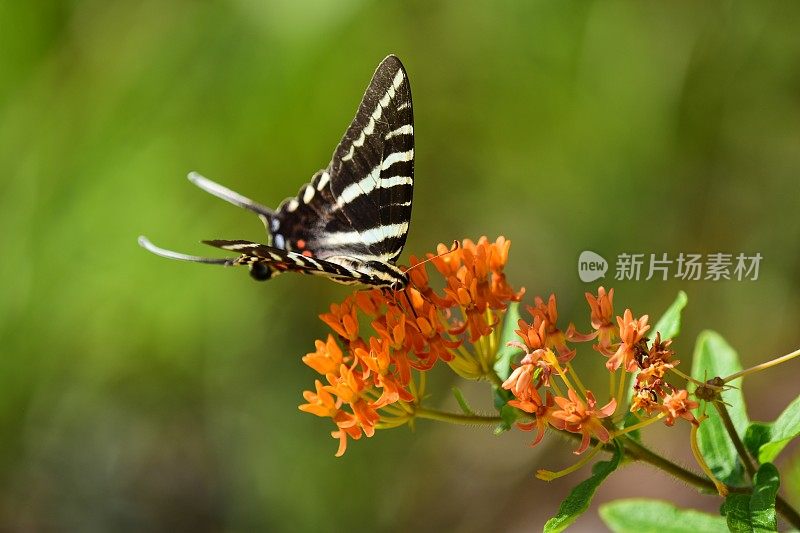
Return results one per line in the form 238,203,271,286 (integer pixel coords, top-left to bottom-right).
438,237,523,342
320,299,360,343
630,386,662,416
502,348,555,397
527,295,574,362
605,309,650,372
331,420,362,457
354,289,386,317
431,241,464,279
407,255,453,308
661,388,699,426
638,332,678,369
324,363,366,405
567,287,618,354
299,379,341,419
302,335,346,376
354,337,414,407
323,364,380,439
509,391,557,446
514,318,547,352
410,305,460,370
302,236,524,455
372,305,408,351
551,389,617,454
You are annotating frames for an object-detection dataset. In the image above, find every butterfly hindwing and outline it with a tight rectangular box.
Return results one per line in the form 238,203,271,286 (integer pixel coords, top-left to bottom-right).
204,239,367,285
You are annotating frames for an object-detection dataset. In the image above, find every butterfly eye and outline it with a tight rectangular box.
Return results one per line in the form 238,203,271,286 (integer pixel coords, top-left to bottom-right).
249,262,273,281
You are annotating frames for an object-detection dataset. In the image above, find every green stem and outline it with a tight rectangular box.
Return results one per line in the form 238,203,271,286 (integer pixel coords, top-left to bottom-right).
776,498,800,531
620,435,722,491
551,429,716,491
485,365,504,388
711,402,800,528
621,435,800,529
723,347,800,383
414,407,501,425
414,405,800,528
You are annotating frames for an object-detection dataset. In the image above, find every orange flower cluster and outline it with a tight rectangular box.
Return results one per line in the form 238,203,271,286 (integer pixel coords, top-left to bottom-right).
299,237,523,455
502,287,698,454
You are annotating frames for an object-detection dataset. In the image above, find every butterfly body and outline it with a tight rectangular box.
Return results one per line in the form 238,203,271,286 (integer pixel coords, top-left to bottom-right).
140,55,414,289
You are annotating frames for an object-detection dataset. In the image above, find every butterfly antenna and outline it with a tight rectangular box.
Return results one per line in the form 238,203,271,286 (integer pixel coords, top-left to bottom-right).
138,236,231,265
403,241,461,309
187,172,276,228
405,240,461,273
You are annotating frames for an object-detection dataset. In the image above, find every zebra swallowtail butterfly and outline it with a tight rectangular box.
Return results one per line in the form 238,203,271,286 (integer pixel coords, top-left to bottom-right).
139,55,414,290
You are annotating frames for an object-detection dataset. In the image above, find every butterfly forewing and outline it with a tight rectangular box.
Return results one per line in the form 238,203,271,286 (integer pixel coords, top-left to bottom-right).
272,55,414,264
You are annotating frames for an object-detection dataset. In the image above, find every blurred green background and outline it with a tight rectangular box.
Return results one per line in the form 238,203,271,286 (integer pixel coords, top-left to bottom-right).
2,1,800,531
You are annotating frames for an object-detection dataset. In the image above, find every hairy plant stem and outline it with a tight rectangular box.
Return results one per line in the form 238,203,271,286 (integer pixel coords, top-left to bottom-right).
413,408,501,425
712,401,800,528
776,499,800,532
620,435,721,491
485,366,504,388
617,436,800,529
411,407,800,529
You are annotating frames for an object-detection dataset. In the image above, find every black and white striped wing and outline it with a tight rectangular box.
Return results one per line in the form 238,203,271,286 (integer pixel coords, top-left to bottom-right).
271,55,414,264
139,55,414,289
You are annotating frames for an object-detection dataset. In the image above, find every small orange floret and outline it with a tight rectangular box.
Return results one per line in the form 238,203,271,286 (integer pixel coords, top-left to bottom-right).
320,299,360,342
302,335,345,375
510,391,556,447
299,379,340,418
605,309,650,372
502,348,554,396
630,386,662,416
661,388,699,426
519,295,574,362
551,390,617,454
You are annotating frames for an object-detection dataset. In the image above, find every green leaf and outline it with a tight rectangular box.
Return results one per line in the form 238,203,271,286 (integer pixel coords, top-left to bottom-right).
784,449,800,510
723,493,753,533
690,330,749,486
722,463,780,533
750,463,780,532
492,302,524,435
757,394,800,463
649,290,688,346
543,440,623,533
599,498,728,533
492,387,520,435
493,301,522,380
627,291,688,405
620,412,642,442
744,422,772,459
